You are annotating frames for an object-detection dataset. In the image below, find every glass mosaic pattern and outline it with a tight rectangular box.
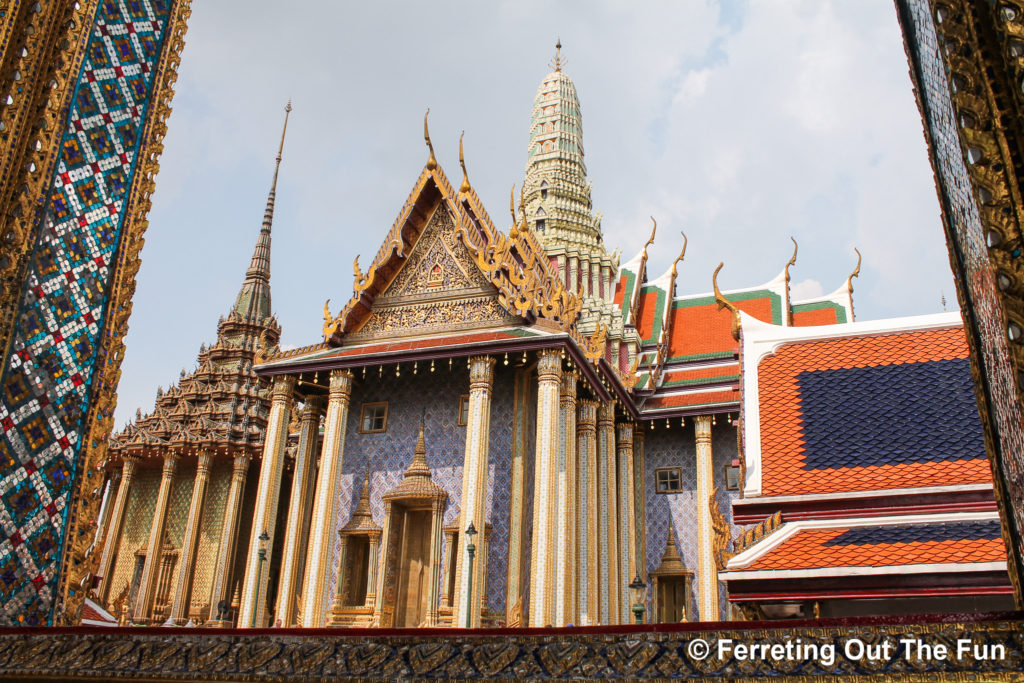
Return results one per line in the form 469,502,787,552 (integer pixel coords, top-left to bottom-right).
0,0,173,624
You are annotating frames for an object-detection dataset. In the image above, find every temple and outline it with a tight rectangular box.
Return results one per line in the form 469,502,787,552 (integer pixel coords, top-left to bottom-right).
91,44,1012,629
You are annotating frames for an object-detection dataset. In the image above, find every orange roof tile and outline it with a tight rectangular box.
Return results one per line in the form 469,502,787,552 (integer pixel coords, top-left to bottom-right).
792,306,840,326
645,389,739,409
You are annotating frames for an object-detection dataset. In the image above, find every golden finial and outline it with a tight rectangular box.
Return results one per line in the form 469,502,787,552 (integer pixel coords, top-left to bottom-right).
424,108,437,170
459,131,470,193
783,236,798,284
550,38,565,72
642,217,657,260
518,182,528,232
713,263,742,341
509,185,519,239
846,247,862,292
669,231,688,282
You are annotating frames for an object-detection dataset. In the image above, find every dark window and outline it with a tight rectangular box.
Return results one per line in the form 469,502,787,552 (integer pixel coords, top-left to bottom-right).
655,467,682,493
458,395,470,426
725,462,740,491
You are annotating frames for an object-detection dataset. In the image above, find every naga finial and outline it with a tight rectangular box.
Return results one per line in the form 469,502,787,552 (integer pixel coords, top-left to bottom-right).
424,108,437,170
670,231,688,282
509,185,519,239
459,131,470,194
784,236,798,284
713,263,742,341
846,247,862,292
323,298,332,325
353,255,363,284
642,216,657,260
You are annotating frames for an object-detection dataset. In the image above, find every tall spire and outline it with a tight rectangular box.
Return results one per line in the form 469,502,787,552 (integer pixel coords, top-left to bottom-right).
233,101,291,323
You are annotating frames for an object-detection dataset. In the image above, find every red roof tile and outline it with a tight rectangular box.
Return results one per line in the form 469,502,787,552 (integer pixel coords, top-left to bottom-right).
667,297,775,361
792,306,839,326
663,363,740,387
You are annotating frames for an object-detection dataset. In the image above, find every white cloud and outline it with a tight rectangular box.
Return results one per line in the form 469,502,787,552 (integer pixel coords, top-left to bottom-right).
791,278,825,301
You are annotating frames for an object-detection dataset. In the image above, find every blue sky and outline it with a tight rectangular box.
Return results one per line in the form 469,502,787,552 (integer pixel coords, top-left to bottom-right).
113,1,952,428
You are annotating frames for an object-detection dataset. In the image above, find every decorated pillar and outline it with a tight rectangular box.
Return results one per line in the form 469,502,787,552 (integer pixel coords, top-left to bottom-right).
133,453,180,623
694,415,719,621
365,535,380,611
427,498,446,626
597,401,619,623
299,369,354,627
528,349,562,626
207,453,251,627
238,374,296,629
274,396,323,627
504,368,532,626
554,371,577,626
576,400,599,626
97,456,138,604
616,422,636,623
169,451,214,625
633,429,647,598
454,355,495,628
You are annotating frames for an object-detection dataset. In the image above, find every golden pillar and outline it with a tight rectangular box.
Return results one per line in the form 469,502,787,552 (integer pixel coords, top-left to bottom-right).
238,375,296,629
274,396,323,627
426,498,447,626
206,454,251,627
694,415,719,621
597,401,619,624
554,371,577,626
528,348,561,626
504,368,532,626
169,451,214,625
634,429,647,605
97,455,138,604
616,422,636,623
365,535,381,611
299,369,353,627
133,453,179,623
576,400,598,626
454,355,495,628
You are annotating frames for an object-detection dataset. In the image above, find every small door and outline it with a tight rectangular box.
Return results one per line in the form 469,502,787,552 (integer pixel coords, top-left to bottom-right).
657,576,689,623
394,509,432,627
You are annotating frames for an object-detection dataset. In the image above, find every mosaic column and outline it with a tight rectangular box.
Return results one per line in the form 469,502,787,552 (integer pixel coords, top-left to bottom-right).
454,355,495,628
299,369,353,628
504,368,532,626
694,415,719,621
427,499,446,626
365,535,380,611
616,422,636,624
132,453,180,623
528,348,562,626
169,451,214,625
238,375,296,629
554,372,577,626
576,400,598,626
633,429,647,604
97,456,138,604
597,401,619,624
207,453,251,627
274,396,323,627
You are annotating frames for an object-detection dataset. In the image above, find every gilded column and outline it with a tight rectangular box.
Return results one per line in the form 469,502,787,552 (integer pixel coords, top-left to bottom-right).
207,453,251,627
576,400,598,625
274,396,323,627
634,429,647,601
299,369,353,627
427,499,446,626
365,535,380,611
97,456,138,604
454,355,495,628
554,372,577,626
504,368,531,626
597,401,619,623
694,415,719,621
169,451,214,625
616,422,636,623
132,453,180,623
238,375,296,629
528,348,561,626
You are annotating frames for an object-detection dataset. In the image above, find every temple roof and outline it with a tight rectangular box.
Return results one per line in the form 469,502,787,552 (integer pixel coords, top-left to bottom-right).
740,312,991,499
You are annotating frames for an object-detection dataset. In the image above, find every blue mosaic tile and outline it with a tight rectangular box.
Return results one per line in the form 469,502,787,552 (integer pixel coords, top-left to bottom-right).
0,0,174,625
825,521,1003,546
797,359,986,470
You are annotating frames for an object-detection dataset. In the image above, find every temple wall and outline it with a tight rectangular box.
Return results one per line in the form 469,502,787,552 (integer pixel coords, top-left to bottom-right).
328,362,516,615
643,420,739,621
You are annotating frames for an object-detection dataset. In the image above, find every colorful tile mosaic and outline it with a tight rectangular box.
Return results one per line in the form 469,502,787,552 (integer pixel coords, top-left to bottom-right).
0,0,175,625
757,326,991,496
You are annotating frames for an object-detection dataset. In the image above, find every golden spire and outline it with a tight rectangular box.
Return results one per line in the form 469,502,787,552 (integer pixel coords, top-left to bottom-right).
549,38,565,72
846,247,862,292
459,131,470,193
407,412,430,478
783,236,798,284
424,108,437,170
509,185,519,239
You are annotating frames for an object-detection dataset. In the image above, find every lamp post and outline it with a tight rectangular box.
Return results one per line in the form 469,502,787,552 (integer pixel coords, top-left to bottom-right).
464,522,478,628
629,574,647,625
251,529,269,628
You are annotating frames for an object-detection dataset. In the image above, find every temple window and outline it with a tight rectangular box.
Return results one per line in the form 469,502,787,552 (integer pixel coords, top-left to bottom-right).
359,402,388,433
656,574,691,622
725,461,740,491
340,535,370,606
457,395,470,426
655,467,682,493
536,220,546,232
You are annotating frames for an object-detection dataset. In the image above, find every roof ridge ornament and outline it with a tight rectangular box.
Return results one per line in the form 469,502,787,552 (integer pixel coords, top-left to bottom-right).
713,262,742,341
783,236,798,285
459,131,470,194
846,247,862,292
642,217,657,260
424,108,437,170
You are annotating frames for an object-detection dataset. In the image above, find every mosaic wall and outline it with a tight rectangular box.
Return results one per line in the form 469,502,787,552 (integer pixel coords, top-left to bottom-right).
643,420,739,621
0,0,180,624
329,362,516,615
